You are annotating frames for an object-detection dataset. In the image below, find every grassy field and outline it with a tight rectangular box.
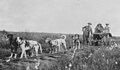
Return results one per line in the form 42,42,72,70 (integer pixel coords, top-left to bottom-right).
1,46,120,70
0,31,76,52
0,30,120,70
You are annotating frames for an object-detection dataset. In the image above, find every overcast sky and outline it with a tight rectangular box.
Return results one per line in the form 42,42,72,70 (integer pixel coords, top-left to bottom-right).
0,0,120,36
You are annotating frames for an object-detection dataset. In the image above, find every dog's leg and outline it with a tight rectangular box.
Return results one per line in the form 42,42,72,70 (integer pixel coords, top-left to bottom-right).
58,45,61,52
9,53,13,58
38,43,42,53
14,54,17,59
57,46,60,52
35,46,39,56
78,43,81,49
20,50,25,59
56,46,59,53
30,50,34,57
24,50,27,59
20,44,26,59
63,43,67,51
53,47,55,53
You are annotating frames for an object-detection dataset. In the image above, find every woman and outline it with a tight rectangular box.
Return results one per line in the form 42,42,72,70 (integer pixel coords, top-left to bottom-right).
95,23,104,33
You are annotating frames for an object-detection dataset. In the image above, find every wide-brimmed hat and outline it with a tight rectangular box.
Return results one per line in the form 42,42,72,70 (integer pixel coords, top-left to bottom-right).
97,23,102,26
88,23,92,25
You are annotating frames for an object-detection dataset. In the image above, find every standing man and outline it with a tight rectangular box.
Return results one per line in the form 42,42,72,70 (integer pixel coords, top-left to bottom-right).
82,23,93,45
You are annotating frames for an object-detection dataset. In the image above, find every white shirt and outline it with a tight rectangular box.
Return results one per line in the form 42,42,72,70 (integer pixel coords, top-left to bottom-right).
104,26,110,33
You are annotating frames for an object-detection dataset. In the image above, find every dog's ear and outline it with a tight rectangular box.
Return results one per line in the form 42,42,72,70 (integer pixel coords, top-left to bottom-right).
15,37,17,41
7,34,13,39
71,36,73,39
20,37,23,40
45,38,51,43
72,35,75,39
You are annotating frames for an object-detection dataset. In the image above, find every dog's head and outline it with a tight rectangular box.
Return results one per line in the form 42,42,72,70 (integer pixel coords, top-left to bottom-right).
16,37,23,44
45,38,51,43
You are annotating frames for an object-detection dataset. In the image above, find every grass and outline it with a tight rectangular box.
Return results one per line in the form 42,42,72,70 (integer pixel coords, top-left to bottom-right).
0,30,120,70
0,46,120,70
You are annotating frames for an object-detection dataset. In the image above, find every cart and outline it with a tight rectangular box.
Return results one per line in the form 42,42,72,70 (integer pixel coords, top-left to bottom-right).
89,33,111,46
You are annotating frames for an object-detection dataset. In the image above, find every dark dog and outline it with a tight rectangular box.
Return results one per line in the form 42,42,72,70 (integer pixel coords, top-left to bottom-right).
6,34,19,58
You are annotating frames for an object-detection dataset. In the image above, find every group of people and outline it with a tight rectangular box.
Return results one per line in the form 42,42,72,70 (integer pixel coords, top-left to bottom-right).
82,22,112,45
95,23,110,33
71,23,112,50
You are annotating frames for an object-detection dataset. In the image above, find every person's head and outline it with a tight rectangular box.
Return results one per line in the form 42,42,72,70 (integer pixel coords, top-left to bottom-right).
106,23,109,26
87,23,92,26
45,38,51,43
97,23,102,27
100,23,103,28
75,34,79,39
16,37,23,44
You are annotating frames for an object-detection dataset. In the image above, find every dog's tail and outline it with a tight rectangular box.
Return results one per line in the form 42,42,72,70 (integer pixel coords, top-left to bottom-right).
38,43,42,53
61,35,66,40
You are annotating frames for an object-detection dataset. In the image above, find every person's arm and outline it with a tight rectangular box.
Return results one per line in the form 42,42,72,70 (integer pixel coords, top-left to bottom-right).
82,26,85,31
108,27,110,33
90,27,93,35
102,26,104,33
98,27,103,33
95,27,97,33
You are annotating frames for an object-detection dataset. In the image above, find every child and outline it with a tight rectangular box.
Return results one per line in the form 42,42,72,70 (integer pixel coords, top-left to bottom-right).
104,23,112,37
104,23,110,33
73,34,81,49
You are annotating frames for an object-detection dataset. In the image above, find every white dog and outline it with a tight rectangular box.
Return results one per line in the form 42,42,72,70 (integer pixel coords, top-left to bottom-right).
16,37,42,58
45,35,67,53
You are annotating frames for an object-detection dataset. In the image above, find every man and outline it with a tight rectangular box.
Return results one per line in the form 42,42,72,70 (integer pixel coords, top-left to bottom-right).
82,23,93,45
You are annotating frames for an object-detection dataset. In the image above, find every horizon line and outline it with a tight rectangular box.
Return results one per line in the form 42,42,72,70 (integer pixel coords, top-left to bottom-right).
0,30,120,37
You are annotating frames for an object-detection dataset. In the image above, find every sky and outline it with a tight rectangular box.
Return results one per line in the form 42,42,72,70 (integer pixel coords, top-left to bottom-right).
0,0,120,36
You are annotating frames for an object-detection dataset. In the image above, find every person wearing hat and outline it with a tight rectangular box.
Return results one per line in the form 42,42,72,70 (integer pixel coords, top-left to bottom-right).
102,23,112,46
104,23,112,37
88,23,92,25
95,23,104,33
82,23,93,45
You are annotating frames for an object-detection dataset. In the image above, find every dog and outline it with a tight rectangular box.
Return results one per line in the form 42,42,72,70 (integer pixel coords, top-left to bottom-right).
45,35,67,53
16,37,42,58
4,34,19,59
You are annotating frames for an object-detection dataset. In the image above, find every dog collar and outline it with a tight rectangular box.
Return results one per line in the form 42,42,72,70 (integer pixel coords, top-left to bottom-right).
19,40,25,45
